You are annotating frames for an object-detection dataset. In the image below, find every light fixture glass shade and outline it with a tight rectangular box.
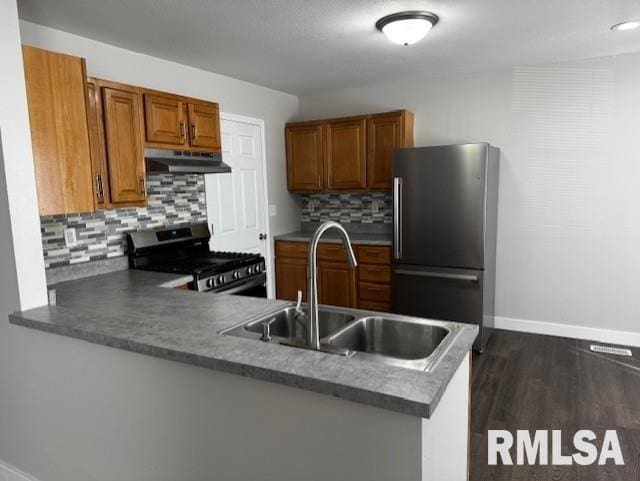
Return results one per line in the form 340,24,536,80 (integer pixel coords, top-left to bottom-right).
611,20,640,31
376,12,439,46
382,18,433,45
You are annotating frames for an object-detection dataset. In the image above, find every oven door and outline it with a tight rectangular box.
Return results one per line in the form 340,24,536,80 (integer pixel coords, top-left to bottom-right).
208,273,267,297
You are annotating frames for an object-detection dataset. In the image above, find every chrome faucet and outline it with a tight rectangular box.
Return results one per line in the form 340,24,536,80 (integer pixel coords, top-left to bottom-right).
307,221,357,350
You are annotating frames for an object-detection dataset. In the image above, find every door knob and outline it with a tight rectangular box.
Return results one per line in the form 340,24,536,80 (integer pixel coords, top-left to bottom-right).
259,233,267,240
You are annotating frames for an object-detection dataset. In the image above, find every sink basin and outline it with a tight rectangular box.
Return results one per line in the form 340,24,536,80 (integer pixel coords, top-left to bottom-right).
222,305,355,343
221,305,460,371
326,316,455,371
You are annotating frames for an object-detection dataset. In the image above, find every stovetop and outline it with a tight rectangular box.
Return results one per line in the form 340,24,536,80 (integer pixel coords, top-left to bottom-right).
136,251,263,277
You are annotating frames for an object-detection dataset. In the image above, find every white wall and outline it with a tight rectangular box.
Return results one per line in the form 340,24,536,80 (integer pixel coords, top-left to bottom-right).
19,20,301,239
0,0,50,477
0,3,47,312
299,54,640,336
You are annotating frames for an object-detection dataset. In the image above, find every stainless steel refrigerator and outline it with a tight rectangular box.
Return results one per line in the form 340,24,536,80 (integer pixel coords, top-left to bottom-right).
392,143,499,352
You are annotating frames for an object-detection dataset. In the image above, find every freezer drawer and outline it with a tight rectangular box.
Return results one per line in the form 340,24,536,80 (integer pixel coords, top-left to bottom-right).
391,265,490,350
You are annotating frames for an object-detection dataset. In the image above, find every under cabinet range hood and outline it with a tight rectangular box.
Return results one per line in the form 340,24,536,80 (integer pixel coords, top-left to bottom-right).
144,148,231,174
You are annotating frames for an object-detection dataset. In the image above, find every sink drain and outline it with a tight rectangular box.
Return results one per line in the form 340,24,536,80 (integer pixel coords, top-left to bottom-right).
590,344,632,357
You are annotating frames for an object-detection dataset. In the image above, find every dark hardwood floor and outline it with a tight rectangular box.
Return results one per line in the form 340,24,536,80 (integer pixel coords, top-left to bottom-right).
470,330,640,481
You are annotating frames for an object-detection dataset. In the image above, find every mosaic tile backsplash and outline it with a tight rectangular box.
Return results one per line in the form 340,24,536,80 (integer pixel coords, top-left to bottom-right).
40,173,207,268
299,193,392,225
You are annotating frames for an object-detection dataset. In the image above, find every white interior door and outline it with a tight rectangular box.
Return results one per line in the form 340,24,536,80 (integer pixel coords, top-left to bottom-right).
205,117,267,260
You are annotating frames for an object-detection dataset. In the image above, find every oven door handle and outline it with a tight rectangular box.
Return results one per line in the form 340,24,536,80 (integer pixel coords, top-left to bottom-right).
211,273,267,295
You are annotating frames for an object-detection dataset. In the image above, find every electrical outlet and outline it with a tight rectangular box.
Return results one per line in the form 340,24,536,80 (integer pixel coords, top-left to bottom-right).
64,228,78,248
309,201,316,213
372,200,379,214
269,204,277,217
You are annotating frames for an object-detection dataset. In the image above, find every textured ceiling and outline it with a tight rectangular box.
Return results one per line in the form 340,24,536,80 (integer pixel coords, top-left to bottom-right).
17,0,640,95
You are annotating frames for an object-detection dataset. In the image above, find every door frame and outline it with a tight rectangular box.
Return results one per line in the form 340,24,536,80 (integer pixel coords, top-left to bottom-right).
218,112,274,298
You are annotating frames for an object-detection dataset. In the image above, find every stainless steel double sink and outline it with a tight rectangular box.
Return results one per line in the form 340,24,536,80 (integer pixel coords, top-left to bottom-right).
220,304,462,371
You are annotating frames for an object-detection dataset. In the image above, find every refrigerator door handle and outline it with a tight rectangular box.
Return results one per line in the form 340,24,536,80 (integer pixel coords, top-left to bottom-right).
395,268,479,283
393,176,403,260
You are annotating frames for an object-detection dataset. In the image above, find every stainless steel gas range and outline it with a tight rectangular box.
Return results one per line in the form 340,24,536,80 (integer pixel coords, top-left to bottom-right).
127,223,266,296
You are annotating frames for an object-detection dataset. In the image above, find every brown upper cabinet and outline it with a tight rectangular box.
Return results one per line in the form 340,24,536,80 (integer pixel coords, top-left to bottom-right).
23,46,223,216
286,122,324,191
285,110,413,192
367,110,414,190
86,78,111,209
143,90,221,152
100,80,147,206
188,101,221,150
144,93,187,146
22,45,95,216
325,116,367,190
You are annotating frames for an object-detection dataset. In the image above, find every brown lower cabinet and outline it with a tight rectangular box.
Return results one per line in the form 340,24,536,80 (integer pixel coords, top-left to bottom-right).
318,261,357,308
275,256,308,302
275,240,391,311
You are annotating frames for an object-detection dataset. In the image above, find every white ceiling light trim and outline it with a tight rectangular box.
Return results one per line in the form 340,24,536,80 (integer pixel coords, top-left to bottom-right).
611,20,640,31
376,11,439,46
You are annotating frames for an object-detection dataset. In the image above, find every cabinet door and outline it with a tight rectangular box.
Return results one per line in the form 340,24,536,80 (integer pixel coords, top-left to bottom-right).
367,111,414,190
86,78,111,209
276,257,308,301
22,46,95,216
102,86,146,205
187,102,221,151
318,261,357,308
144,93,186,146
325,117,367,190
285,123,324,191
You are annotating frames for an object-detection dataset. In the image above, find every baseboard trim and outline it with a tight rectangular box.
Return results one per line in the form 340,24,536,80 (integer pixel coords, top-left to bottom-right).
0,460,39,481
494,316,640,348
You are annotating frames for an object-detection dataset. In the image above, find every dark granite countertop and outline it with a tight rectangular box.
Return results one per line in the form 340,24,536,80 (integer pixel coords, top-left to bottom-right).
9,269,476,418
274,230,392,246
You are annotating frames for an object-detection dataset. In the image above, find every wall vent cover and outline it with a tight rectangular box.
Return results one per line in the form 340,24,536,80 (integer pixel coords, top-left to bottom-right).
590,344,632,356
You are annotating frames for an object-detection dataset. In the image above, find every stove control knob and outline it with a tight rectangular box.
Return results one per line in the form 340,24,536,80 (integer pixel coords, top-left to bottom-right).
247,266,253,275
255,264,262,273
233,271,240,280
217,275,225,284
206,278,214,288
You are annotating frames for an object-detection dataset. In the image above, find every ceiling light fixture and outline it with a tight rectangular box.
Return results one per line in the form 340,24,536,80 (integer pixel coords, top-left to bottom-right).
376,11,439,46
611,20,640,31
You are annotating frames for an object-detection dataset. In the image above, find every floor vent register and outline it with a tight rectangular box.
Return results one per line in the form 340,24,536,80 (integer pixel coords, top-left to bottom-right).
590,344,633,357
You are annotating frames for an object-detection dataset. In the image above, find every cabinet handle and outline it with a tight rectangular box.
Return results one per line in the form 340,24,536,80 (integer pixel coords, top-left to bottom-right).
95,174,102,200
179,121,186,141
191,123,197,140
139,176,146,197
393,177,403,260
395,269,479,282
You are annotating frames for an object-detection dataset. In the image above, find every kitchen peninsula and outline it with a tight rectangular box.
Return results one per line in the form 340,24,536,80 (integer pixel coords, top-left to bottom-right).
10,268,476,481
